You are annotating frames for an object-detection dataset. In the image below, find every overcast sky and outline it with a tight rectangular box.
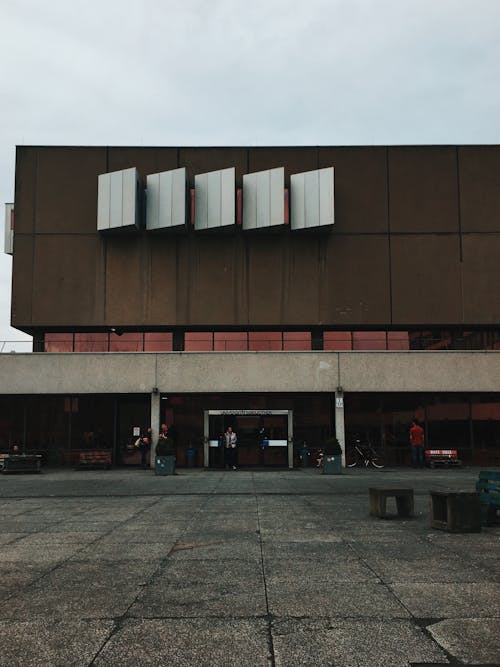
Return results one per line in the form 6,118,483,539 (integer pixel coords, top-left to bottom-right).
1,0,500,348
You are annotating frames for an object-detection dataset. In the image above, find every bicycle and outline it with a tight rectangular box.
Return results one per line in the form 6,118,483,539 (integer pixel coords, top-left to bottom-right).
347,438,385,468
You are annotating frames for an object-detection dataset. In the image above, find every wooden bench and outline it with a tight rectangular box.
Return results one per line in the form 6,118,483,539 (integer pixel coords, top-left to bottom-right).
430,490,481,533
77,450,112,469
476,471,500,526
369,487,414,519
1,454,42,474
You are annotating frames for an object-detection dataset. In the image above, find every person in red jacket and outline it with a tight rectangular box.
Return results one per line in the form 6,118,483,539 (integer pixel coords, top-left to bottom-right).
409,419,425,468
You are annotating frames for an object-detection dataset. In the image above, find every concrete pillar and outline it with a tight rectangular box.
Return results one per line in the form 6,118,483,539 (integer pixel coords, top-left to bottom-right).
203,410,209,467
150,391,160,468
287,410,294,469
335,390,346,467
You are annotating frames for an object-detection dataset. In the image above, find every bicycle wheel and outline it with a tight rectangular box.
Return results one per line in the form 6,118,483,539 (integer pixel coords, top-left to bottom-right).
370,457,385,469
347,459,358,468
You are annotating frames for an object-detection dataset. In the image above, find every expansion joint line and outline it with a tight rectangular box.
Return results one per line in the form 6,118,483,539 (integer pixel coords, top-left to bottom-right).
253,473,276,667
88,493,212,666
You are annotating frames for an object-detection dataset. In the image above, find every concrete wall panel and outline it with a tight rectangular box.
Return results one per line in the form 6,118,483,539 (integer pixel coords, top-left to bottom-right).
179,148,248,186
14,147,38,235
459,146,500,232
36,147,107,234
105,236,145,326
247,236,285,325
388,147,459,233
462,234,500,323
107,147,178,182
248,148,318,184
1,351,500,396
31,235,102,327
318,147,388,233
391,235,462,324
187,236,237,325
321,235,391,325
148,236,179,323
11,235,34,329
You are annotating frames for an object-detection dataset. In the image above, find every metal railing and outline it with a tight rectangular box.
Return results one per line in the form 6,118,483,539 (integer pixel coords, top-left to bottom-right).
0,340,33,353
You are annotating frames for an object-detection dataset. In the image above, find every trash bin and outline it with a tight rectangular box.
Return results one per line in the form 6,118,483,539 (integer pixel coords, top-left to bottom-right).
155,455,176,476
185,448,196,468
323,453,342,475
298,447,310,467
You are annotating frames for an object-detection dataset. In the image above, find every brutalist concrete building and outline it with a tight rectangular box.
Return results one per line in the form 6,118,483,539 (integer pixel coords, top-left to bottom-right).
1,145,500,468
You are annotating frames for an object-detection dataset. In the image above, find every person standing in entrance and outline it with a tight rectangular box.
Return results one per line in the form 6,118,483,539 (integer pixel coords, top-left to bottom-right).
224,426,238,470
409,419,425,468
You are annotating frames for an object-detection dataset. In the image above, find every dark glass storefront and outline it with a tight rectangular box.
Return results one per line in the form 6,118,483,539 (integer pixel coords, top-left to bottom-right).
163,393,334,467
1,392,499,467
0,395,150,466
344,393,500,466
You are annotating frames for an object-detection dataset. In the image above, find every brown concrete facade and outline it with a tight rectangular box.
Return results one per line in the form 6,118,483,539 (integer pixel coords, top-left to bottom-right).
11,145,500,333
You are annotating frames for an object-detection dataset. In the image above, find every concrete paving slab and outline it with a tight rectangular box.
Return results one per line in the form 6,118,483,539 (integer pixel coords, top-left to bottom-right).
93,618,270,666
0,542,83,564
0,563,50,603
0,619,114,667
262,540,355,561
428,618,500,665
264,556,378,583
168,536,262,561
0,532,24,545
71,541,175,561
0,560,159,620
0,468,498,663
14,531,103,546
130,559,267,618
267,581,409,618
391,582,500,618
272,618,448,667
103,525,187,542
366,554,496,584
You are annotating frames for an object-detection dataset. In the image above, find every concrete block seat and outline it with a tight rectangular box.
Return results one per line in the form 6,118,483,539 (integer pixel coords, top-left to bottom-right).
430,490,481,533
369,487,414,519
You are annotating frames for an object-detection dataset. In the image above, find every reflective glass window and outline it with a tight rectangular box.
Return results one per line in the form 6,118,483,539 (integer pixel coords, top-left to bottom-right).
387,332,410,350
283,332,311,351
214,332,248,351
144,333,173,352
45,334,73,352
74,333,108,352
109,333,143,352
353,332,387,350
184,332,213,351
248,332,282,351
323,332,352,351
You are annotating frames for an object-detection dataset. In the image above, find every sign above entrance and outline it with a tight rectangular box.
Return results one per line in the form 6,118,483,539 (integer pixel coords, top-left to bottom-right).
210,409,289,416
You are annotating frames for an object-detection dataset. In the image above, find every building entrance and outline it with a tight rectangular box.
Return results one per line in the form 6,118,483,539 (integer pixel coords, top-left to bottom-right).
204,410,293,468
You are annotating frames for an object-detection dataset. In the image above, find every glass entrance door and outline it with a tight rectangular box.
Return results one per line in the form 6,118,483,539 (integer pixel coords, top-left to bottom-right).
206,410,291,468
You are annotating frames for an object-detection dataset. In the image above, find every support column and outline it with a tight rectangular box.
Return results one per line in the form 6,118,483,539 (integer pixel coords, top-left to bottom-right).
203,410,209,468
150,391,160,468
287,410,294,469
335,389,346,467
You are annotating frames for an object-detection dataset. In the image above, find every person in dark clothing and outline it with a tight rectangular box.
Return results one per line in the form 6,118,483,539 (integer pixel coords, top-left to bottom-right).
156,423,175,456
138,426,152,469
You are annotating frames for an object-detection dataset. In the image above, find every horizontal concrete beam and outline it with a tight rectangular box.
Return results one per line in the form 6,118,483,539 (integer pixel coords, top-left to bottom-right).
0,351,499,395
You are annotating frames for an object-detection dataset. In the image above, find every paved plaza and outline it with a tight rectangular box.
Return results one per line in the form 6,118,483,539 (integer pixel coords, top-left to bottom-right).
0,467,498,666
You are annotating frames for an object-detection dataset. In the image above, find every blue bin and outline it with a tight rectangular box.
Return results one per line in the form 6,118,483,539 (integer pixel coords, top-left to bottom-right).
185,448,197,468
155,455,176,476
298,447,310,467
323,454,342,475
